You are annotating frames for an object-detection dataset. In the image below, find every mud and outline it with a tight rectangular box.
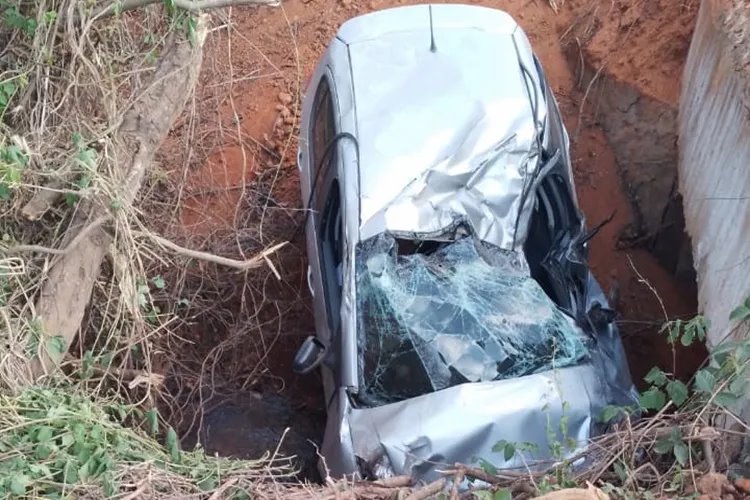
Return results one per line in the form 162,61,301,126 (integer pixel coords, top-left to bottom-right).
155,0,708,471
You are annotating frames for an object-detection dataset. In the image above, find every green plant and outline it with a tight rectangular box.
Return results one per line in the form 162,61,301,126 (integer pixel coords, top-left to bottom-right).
653,427,690,466
1,0,36,36
64,133,97,206
730,297,750,323
0,79,18,116
473,489,511,500
662,315,708,347
491,439,538,462
0,387,269,497
0,142,27,199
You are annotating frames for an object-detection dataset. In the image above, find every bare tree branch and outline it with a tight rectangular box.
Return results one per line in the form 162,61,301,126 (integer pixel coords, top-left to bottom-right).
136,231,287,271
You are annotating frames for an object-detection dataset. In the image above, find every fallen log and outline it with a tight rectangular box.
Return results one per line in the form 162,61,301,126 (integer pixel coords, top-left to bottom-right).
29,17,209,380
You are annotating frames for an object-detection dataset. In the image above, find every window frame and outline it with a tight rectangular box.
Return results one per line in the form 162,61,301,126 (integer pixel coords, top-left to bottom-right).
309,74,344,334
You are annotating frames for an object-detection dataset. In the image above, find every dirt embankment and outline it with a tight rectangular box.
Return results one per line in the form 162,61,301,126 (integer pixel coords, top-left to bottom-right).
156,0,707,463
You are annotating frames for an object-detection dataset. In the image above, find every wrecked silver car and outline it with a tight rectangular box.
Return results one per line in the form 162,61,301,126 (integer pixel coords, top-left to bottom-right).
293,4,639,481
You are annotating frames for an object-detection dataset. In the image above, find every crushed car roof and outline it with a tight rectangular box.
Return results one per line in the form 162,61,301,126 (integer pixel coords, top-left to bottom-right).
338,4,549,249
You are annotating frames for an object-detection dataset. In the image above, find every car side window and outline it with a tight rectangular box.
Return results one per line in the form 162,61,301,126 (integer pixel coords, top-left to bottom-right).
319,180,343,332
311,75,343,332
311,78,336,177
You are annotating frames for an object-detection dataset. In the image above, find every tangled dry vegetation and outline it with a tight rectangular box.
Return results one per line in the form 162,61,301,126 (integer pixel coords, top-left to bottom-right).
0,0,303,497
0,0,748,499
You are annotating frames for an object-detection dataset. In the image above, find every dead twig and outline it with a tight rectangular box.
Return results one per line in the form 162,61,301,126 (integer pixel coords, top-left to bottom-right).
373,476,413,488
136,231,287,272
208,478,239,500
405,478,446,500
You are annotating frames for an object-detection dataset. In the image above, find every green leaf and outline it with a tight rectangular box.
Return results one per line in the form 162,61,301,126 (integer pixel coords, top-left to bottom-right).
63,459,79,484
163,0,176,15
35,426,54,443
644,367,668,387
187,15,198,45
653,438,673,454
9,474,29,495
639,387,666,410
673,441,689,466
76,149,96,169
151,276,166,290
197,475,217,491
714,391,739,407
476,458,497,476
666,380,689,407
694,369,716,393
730,304,750,322
166,427,181,463
729,376,750,397
503,443,515,461
45,336,67,365
599,405,626,423
61,433,74,447
493,489,512,500
613,461,628,482
473,492,494,500
680,328,695,346
145,408,159,435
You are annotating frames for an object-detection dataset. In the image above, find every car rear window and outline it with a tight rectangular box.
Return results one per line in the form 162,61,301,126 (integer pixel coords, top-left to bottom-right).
355,233,591,407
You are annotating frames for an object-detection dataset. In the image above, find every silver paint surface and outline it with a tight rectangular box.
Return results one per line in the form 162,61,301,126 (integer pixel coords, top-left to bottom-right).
297,4,638,482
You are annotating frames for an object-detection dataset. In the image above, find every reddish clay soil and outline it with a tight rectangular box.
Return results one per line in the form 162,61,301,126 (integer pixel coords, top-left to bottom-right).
158,0,707,447
566,0,697,105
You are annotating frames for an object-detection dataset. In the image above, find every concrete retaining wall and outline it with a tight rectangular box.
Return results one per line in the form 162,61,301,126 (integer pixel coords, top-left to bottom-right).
679,0,750,346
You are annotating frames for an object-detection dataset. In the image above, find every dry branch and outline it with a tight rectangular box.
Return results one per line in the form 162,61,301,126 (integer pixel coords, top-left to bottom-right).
29,18,209,381
136,231,287,271
90,0,280,20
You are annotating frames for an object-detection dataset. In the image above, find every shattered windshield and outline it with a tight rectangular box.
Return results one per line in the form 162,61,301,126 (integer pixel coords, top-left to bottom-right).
355,233,591,407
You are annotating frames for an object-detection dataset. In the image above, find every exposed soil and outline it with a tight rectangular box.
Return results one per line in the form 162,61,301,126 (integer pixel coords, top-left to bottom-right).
155,0,707,470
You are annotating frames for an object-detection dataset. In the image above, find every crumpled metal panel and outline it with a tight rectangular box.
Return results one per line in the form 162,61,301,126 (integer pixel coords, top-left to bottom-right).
355,234,590,406
348,10,547,250
347,364,600,481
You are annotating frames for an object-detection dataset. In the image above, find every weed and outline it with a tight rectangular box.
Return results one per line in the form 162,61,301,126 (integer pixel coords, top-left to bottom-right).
0,141,27,199
0,387,275,497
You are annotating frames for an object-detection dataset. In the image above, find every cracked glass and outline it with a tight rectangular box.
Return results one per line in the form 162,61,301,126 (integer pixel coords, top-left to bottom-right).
355,233,591,406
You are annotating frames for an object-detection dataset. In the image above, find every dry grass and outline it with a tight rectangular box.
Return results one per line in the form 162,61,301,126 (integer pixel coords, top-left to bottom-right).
0,1,303,496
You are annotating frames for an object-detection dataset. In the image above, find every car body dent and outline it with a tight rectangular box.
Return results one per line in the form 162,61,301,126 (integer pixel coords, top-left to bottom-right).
298,3,638,482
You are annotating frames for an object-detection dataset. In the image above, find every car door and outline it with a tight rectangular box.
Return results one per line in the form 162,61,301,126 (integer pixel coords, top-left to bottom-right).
306,73,344,403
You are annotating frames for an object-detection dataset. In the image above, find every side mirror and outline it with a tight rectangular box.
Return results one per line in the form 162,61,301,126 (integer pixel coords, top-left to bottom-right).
293,336,327,375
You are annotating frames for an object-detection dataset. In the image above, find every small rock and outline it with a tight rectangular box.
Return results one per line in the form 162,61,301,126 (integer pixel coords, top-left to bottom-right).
736,478,750,494
278,92,293,105
341,0,351,7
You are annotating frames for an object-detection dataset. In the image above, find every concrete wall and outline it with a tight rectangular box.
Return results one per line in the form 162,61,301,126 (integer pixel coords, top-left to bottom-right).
679,0,750,347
